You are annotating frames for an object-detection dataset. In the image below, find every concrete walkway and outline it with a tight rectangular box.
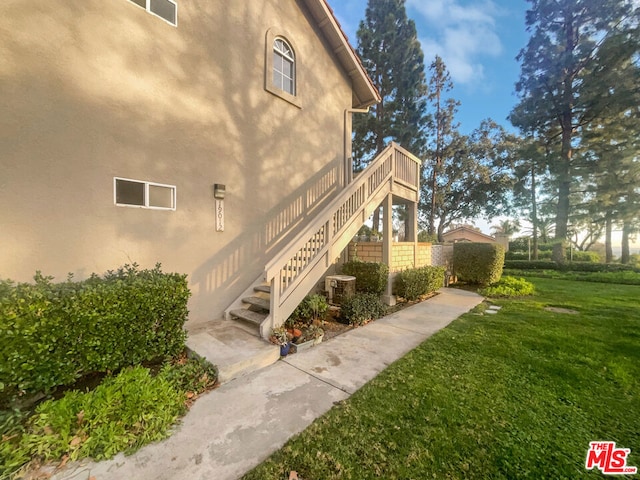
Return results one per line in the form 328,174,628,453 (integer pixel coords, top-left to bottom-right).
51,288,483,480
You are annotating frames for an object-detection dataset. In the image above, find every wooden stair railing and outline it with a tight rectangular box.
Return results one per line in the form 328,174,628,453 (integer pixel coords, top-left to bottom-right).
252,142,420,339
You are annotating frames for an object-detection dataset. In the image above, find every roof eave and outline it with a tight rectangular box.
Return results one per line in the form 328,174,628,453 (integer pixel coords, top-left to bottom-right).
302,0,381,108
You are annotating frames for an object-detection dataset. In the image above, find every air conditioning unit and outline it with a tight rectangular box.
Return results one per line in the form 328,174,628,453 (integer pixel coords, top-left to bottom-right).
325,275,356,305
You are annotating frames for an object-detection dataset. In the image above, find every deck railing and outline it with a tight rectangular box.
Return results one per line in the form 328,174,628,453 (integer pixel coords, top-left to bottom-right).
259,142,420,338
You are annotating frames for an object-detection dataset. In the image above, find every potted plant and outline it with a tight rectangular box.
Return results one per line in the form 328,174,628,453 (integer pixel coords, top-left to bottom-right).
269,326,292,356
284,316,302,342
309,324,325,345
293,328,312,351
293,325,325,352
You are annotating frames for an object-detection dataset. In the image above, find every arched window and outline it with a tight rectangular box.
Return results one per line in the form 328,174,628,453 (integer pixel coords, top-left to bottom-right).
265,29,300,107
273,38,295,95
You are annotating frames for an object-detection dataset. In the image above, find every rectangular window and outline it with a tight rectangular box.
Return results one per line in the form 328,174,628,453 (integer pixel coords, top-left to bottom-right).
114,177,176,210
128,0,177,26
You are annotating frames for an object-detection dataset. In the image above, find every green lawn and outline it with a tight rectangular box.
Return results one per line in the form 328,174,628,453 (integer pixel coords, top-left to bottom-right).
243,278,640,480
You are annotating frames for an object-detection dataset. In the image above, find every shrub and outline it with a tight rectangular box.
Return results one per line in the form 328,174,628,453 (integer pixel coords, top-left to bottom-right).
1,366,185,477
0,408,29,476
340,293,386,326
480,276,535,297
0,264,190,406
288,294,329,325
505,251,529,261
508,237,529,252
571,251,600,262
559,262,634,272
1,357,217,477
505,244,600,263
418,230,438,243
453,243,505,286
504,260,640,273
341,261,389,295
158,354,218,394
394,266,445,301
504,260,558,270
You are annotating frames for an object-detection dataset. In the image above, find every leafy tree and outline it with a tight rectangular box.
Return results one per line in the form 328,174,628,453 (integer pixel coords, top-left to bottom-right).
572,46,640,262
491,219,521,237
353,0,429,231
420,120,517,241
425,55,460,235
621,220,640,264
535,218,556,244
581,114,640,261
510,0,639,262
521,217,555,246
512,136,553,259
568,218,604,252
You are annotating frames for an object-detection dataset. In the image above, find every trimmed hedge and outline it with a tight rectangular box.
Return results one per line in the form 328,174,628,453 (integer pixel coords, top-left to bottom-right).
506,251,599,262
394,266,445,301
341,261,389,295
504,260,640,273
453,243,505,286
503,260,558,270
505,251,553,261
0,264,190,405
340,293,386,326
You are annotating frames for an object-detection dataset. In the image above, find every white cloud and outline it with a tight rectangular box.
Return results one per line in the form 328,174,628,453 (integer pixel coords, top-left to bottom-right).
407,0,504,86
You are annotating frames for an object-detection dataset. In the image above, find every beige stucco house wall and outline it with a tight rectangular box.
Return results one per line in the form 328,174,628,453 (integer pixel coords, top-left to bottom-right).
0,0,377,326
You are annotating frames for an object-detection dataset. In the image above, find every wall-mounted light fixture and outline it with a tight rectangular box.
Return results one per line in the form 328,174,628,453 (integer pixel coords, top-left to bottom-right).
213,183,226,200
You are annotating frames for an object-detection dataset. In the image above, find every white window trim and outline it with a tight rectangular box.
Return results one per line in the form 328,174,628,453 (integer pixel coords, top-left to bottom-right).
273,38,296,95
265,28,302,108
114,177,177,211
128,0,178,27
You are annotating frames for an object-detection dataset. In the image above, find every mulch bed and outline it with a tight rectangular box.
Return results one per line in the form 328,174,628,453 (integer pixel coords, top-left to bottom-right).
296,291,441,345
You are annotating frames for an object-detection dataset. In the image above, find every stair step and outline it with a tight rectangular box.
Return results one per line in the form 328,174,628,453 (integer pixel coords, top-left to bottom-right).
254,285,271,294
229,309,268,326
242,296,270,311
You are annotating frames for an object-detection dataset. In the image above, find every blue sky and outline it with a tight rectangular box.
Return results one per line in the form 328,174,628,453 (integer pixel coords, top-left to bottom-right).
331,0,531,134
330,0,638,248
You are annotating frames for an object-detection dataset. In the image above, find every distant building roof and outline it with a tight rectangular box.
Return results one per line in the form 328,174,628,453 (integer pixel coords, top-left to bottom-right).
442,226,497,243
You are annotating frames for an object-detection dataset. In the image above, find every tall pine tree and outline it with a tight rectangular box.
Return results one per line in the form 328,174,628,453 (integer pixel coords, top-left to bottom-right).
353,0,429,232
509,0,638,262
353,0,428,174
425,55,459,236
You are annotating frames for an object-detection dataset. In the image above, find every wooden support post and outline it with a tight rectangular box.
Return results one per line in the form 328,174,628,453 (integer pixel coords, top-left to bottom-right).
381,193,396,306
406,201,418,267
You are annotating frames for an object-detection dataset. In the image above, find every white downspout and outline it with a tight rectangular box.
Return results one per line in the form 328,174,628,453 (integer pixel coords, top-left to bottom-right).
344,107,370,187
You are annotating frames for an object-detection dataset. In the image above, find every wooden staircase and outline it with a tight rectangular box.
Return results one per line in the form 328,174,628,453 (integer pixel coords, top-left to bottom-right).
225,142,421,339
228,285,271,336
